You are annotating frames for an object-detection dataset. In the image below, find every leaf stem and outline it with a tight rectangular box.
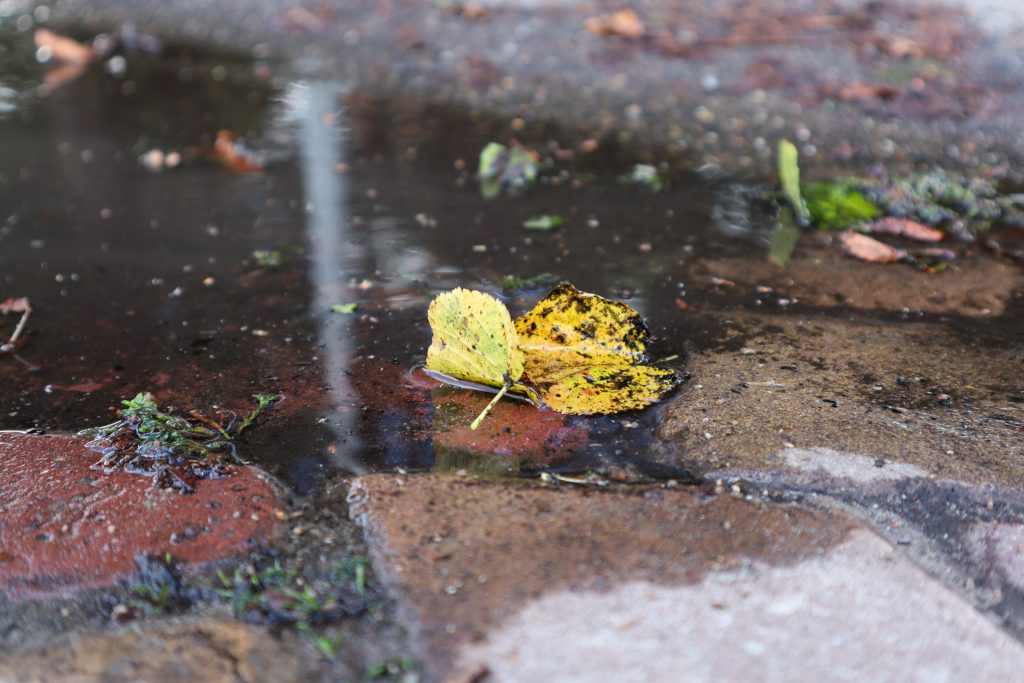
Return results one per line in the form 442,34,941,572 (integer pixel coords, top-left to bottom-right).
471,382,509,430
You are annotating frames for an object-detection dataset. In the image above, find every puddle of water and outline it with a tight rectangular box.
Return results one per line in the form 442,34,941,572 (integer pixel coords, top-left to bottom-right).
1,28,1020,493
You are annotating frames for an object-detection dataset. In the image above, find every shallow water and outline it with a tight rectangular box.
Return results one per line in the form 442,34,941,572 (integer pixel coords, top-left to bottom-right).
2,29,1019,494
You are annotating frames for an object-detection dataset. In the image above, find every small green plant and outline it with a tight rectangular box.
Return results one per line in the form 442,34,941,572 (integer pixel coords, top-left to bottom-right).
804,181,881,230
620,163,665,192
366,658,416,680
299,623,344,659
498,272,559,294
211,558,368,660
333,556,371,594
252,249,283,268
129,553,191,615
79,392,282,492
130,582,174,613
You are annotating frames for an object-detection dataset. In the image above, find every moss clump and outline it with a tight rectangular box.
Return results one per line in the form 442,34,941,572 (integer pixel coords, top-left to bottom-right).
804,181,881,230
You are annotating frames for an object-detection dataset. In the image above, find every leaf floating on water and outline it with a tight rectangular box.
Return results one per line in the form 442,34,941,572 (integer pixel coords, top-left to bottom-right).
34,29,96,91
515,283,647,380
538,365,680,415
427,288,524,388
522,215,566,231
426,288,534,428
777,139,810,226
838,231,907,263
0,298,30,314
424,284,680,426
514,283,680,415
330,303,358,314
252,249,282,268
865,217,944,242
1,297,31,354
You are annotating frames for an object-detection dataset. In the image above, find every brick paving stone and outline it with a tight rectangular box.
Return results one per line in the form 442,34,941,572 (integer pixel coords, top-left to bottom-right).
0,434,283,597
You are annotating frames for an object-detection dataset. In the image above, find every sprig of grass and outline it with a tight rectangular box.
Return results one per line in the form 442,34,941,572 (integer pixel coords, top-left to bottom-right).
79,392,283,491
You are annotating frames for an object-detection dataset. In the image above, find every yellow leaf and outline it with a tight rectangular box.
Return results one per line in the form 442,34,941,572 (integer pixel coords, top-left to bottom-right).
427,288,523,386
540,365,680,415
515,282,680,415
426,288,536,428
515,282,645,380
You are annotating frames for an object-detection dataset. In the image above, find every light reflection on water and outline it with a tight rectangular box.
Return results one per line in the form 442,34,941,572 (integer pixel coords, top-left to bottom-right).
292,80,367,474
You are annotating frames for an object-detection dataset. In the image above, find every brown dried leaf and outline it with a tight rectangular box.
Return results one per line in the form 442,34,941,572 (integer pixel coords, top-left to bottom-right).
838,231,907,263
875,35,924,60
866,217,944,242
584,9,645,40
835,81,901,102
34,29,95,65
43,62,89,91
212,131,264,173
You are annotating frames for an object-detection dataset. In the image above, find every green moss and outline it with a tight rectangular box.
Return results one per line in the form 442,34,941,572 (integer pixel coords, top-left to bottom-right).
804,181,881,230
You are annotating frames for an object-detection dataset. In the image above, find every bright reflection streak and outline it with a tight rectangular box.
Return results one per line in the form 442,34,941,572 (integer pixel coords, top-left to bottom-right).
296,81,365,473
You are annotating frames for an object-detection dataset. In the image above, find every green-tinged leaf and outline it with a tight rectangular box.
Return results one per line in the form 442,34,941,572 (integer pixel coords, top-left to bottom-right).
769,206,801,267
477,142,539,199
478,142,506,179
426,288,530,428
480,176,502,200
522,215,566,230
426,288,524,389
330,303,358,314
777,139,810,226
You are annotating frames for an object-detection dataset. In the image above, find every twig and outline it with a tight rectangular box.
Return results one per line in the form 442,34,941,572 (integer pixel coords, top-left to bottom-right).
1,299,31,353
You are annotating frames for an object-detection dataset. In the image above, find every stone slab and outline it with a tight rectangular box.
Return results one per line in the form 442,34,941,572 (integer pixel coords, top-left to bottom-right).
461,529,1024,682
659,310,1024,488
0,618,316,683
351,474,1024,682
349,473,856,680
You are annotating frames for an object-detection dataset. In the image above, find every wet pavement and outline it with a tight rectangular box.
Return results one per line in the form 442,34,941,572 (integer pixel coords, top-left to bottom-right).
0,1,1023,681
30,0,1024,177
352,474,1024,682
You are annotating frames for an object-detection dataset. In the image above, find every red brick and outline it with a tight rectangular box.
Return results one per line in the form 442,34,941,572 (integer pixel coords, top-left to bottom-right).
0,434,283,597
